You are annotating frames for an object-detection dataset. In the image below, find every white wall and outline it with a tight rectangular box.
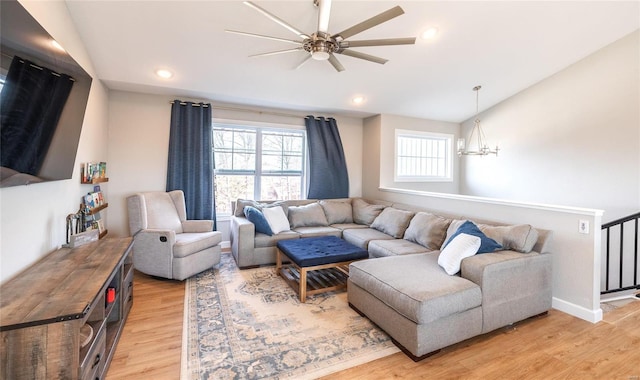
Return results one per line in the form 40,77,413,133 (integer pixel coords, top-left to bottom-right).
460,30,640,223
0,1,109,283
106,92,364,239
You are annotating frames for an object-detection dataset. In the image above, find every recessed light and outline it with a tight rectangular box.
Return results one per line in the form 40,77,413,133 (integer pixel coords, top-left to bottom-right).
352,96,365,104
51,39,65,52
421,27,438,40
156,69,173,79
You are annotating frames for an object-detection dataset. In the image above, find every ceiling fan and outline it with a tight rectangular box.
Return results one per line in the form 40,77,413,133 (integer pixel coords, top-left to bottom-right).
226,0,416,72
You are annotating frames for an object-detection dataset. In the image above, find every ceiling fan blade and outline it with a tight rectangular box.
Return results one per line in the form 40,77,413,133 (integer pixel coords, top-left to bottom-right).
332,6,404,41
295,54,312,70
337,49,388,65
316,0,332,34
327,54,345,72
226,30,302,45
339,37,416,48
249,47,304,58
244,1,310,39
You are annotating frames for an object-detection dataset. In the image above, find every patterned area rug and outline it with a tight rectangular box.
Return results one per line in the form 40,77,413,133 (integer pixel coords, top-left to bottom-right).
181,253,399,379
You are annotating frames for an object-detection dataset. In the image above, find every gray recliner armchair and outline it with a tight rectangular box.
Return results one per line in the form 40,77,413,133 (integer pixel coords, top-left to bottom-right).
127,190,222,280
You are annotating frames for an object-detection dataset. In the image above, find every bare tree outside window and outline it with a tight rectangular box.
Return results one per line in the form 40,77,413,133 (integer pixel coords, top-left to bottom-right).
213,125,305,214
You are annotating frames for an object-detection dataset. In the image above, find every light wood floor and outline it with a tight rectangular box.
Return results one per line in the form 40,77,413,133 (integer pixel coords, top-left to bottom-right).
107,266,640,380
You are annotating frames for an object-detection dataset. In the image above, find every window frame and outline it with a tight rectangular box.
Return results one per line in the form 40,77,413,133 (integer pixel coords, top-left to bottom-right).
394,129,454,182
212,119,307,214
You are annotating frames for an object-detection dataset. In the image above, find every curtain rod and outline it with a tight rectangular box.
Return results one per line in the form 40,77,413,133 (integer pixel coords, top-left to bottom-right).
1,52,75,81
169,101,309,119
169,100,210,108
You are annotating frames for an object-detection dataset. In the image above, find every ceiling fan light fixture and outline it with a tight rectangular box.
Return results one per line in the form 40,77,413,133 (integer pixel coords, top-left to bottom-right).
309,38,334,60
311,51,330,60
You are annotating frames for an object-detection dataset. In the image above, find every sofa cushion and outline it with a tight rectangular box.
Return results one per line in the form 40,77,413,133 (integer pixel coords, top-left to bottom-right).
438,233,481,275
262,200,293,216
368,239,430,258
352,198,387,225
262,206,291,234
404,212,452,250
444,221,502,254
370,207,415,238
349,253,482,324
288,202,329,228
243,206,273,236
319,200,353,224
254,231,299,248
330,223,369,231
478,224,539,253
293,226,342,238
235,199,263,217
173,231,222,258
343,228,395,250
144,192,183,233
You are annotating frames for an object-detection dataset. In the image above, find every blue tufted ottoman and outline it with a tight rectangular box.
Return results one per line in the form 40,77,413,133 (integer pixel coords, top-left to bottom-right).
276,236,369,302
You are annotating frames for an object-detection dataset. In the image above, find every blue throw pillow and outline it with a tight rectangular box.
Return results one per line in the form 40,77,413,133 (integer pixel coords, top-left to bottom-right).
244,206,273,236
444,220,502,253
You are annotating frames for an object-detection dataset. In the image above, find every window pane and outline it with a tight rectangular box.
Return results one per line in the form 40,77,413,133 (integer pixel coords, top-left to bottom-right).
260,131,303,174
260,176,301,201
396,131,452,181
262,154,282,171
214,174,254,214
213,128,256,171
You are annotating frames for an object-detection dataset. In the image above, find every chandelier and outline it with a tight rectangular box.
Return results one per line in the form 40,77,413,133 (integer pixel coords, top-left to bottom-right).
457,85,499,156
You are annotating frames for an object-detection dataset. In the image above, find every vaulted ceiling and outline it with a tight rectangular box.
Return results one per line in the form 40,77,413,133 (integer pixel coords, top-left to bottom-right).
65,1,639,122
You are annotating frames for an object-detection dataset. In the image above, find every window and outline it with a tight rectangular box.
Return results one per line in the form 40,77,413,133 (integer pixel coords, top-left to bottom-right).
213,123,306,214
395,129,453,182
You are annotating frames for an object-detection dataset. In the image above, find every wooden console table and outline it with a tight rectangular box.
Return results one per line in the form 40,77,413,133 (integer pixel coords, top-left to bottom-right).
0,237,134,380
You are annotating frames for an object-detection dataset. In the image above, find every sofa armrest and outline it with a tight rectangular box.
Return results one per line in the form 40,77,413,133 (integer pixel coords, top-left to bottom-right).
133,229,177,278
182,220,214,233
461,251,552,333
230,216,256,268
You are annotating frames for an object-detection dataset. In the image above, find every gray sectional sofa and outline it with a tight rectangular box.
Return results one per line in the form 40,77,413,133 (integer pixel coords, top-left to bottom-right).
229,197,552,360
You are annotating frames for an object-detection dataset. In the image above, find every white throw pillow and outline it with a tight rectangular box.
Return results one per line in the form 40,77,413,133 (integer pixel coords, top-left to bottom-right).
262,206,291,234
437,233,481,275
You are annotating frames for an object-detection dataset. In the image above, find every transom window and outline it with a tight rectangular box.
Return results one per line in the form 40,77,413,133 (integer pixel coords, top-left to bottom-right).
213,123,306,214
395,129,453,182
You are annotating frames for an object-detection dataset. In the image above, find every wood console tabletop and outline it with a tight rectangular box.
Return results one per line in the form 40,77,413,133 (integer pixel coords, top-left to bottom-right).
1,237,133,331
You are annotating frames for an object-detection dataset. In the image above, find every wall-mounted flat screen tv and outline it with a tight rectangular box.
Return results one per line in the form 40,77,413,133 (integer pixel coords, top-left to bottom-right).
0,0,92,188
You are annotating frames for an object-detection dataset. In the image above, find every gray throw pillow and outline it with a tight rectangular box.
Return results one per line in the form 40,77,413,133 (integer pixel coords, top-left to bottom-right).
478,224,539,253
235,199,263,217
352,198,387,225
404,212,452,250
288,202,329,228
262,200,290,216
319,200,353,224
370,207,415,238
443,219,468,246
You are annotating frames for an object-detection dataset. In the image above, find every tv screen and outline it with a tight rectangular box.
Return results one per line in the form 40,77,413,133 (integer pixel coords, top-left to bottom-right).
0,0,92,188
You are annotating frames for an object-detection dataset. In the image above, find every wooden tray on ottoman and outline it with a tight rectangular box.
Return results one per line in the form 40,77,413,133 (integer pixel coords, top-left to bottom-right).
276,236,368,303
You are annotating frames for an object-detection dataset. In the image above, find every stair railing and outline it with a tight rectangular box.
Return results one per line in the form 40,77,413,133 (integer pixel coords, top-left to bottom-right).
601,211,640,296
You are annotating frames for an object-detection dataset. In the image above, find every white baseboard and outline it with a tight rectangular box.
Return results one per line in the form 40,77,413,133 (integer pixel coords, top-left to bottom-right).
600,289,639,302
552,297,602,323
